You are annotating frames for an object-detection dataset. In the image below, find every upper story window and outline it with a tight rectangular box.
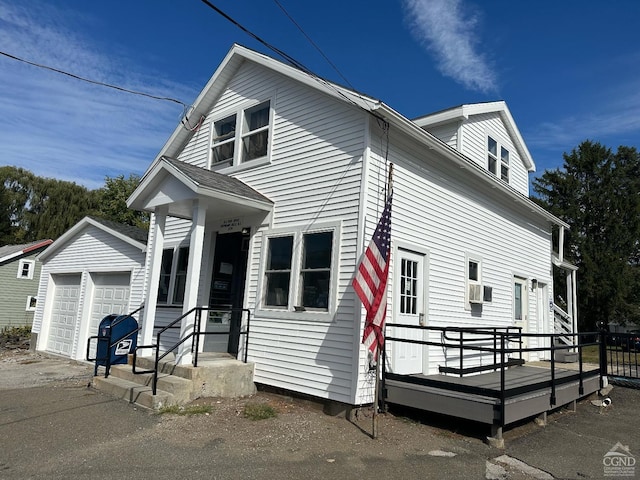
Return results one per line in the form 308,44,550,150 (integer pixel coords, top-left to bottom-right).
210,100,272,170
261,224,339,317
17,259,35,280
487,136,509,183
158,246,189,305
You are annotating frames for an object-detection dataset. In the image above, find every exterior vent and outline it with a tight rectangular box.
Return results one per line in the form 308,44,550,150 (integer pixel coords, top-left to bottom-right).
469,284,483,303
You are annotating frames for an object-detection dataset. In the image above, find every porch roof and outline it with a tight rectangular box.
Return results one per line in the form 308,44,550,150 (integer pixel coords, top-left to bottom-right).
127,156,273,221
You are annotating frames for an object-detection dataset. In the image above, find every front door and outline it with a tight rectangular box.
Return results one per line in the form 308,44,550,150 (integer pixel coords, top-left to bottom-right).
391,249,426,375
205,231,249,355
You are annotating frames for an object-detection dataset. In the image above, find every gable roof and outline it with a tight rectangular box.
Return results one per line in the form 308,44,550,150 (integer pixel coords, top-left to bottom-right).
412,101,535,172
38,216,147,261
0,239,53,264
128,156,273,217
144,43,567,229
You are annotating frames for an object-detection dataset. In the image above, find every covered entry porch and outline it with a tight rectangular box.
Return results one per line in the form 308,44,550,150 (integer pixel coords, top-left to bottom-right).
127,156,273,364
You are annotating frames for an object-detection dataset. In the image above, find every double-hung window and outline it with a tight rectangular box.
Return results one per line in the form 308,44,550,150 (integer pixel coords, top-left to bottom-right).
17,259,35,279
158,246,189,305
262,226,338,316
487,136,510,183
210,100,272,170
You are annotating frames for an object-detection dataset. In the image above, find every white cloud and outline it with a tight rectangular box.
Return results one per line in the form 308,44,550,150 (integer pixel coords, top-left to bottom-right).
402,0,497,93
527,84,640,152
0,1,197,189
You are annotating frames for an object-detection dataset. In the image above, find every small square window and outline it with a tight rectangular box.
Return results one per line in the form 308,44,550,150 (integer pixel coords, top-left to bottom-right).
26,296,37,311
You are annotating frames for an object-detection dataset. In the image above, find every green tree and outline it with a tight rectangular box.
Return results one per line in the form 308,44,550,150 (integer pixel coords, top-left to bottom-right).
94,174,149,230
0,166,98,245
533,141,640,330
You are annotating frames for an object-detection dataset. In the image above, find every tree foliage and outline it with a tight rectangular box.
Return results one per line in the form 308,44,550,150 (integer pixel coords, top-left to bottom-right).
93,174,149,230
0,167,148,246
533,140,640,330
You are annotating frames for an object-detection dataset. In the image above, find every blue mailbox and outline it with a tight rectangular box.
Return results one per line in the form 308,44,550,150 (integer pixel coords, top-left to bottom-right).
95,314,138,366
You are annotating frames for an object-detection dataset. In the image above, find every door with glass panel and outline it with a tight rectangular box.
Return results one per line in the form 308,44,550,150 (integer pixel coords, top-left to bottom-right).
391,249,426,374
513,277,529,358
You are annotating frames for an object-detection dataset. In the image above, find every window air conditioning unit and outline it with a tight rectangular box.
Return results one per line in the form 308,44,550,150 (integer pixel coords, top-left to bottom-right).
469,284,483,303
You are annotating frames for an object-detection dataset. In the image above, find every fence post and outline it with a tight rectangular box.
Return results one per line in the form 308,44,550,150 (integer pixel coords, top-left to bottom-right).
597,321,608,388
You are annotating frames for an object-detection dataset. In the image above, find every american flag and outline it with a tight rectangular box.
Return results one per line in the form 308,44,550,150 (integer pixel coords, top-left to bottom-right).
352,193,392,360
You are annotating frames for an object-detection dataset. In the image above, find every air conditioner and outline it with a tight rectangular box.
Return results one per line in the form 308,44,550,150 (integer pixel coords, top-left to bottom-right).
469,283,483,303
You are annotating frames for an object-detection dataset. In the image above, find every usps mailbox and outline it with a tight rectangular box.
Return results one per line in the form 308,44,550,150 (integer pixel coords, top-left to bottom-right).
95,314,138,366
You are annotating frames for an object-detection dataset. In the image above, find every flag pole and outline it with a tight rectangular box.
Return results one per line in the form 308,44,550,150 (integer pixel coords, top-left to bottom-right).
372,163,394,439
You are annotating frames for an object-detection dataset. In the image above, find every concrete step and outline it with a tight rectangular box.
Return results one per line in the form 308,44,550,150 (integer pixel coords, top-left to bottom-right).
92,375,174,410
108,365,194,404
92,352,256,409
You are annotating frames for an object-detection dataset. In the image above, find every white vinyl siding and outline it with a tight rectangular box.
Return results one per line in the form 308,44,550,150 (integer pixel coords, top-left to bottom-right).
354,120,552,401
422,122,459,150
174,61,366,403
459,113,529,195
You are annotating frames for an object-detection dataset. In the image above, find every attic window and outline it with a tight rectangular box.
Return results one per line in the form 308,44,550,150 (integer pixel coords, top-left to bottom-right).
212,115,236,165
487,136,509,183
209,100,272,170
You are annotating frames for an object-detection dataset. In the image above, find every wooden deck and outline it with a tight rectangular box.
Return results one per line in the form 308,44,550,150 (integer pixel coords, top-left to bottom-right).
383,364,601,428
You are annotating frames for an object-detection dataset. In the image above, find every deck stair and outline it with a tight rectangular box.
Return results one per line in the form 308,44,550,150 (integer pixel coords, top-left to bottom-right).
92,352,256,410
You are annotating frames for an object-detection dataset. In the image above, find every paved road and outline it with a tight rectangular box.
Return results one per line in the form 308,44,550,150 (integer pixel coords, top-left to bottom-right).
1,352,638,479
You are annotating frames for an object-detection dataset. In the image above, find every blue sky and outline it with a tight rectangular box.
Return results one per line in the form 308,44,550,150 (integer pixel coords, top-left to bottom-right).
1,0,639,190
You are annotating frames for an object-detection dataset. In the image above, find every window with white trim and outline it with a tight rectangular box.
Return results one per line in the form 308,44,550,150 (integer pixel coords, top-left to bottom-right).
158,246,189,305
25,296,37,311
261,226,337,315
465,254,482,306
487,136,509,182
17,259,35,279
210,100,271,169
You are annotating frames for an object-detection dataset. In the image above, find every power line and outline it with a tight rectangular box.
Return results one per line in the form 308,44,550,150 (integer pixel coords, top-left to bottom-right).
272,0,355,90
0,50,189,110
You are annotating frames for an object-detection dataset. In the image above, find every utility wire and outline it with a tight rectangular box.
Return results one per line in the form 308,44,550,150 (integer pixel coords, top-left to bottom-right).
272,0,355,90
0,50,189,110
197,0,378,113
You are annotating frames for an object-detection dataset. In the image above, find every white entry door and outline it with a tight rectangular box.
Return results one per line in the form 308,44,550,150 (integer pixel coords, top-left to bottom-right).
48,274,82,356
391,249,426,374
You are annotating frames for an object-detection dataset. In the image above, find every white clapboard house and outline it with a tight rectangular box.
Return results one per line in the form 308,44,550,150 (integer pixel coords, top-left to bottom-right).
35,44,578,410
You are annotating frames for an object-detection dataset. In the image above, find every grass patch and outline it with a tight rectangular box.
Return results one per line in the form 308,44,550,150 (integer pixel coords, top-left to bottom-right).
580,345,601,364
243,403,277,420
157,404,213,416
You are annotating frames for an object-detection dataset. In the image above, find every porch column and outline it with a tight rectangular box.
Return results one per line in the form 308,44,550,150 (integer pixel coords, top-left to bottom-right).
177,200,207,365
140,208,167,354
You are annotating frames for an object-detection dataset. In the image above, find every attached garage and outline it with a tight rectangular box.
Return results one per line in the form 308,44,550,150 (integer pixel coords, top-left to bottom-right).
32,217,147,361
48,274,81,355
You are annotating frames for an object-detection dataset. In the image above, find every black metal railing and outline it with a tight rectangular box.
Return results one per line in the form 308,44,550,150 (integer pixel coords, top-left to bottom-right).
383,324,601,430
600,326,640,383
132,306,251,395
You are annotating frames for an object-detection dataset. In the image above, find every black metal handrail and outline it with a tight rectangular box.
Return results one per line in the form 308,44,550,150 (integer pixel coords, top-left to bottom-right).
132,306,251,395
87,305,145,376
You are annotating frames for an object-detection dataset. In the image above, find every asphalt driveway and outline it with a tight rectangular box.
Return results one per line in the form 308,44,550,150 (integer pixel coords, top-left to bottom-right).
1,349,638,479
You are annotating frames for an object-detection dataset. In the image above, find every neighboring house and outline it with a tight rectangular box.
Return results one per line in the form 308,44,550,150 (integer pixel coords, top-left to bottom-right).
31,217,147,359
0,239,52,329
35,44,577,410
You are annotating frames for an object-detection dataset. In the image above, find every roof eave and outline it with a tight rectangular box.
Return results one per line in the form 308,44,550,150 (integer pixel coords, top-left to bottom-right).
374,103,568,230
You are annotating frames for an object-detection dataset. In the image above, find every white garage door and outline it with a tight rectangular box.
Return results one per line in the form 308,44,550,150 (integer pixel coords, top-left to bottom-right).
48,274,82,355
87,273,131,358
